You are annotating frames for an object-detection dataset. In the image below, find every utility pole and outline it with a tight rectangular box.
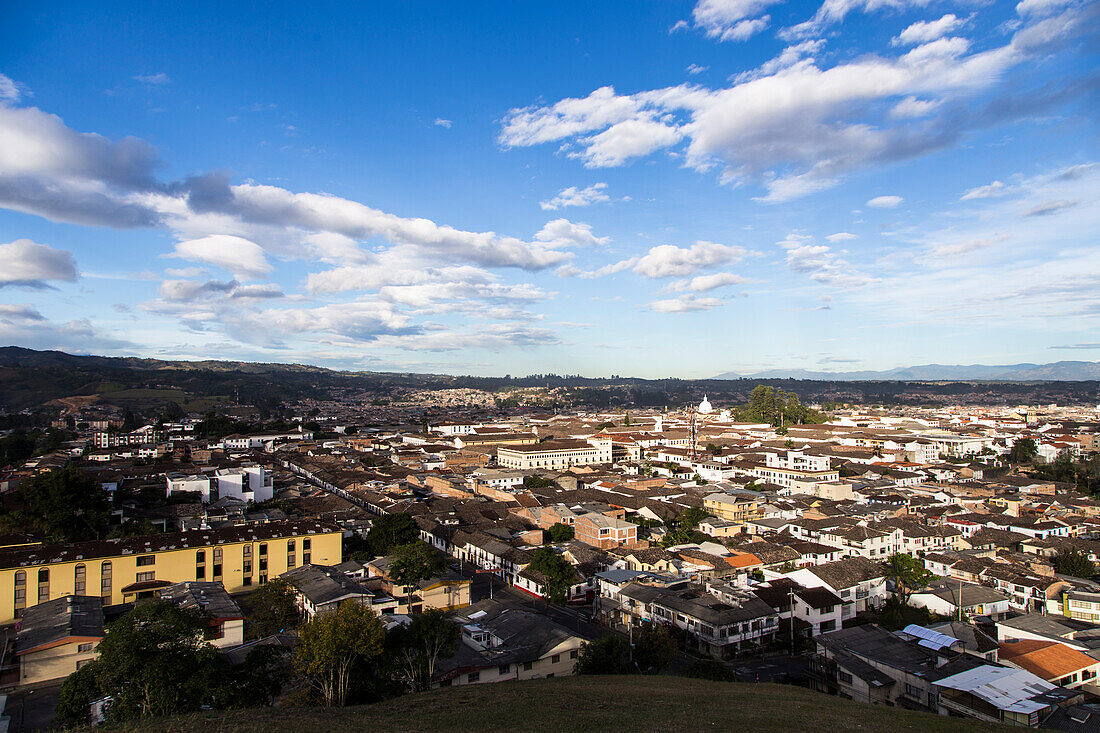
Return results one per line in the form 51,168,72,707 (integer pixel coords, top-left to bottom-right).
789,586,796,656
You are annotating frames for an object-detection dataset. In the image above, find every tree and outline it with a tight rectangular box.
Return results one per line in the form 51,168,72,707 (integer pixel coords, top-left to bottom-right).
527,547,576,605
389,542,446,588
575,634,632,675
296,601,385,706
55,661,104,727
546,523,574,543
389,609,460,692
0,463,110,542
213,645,293,709
1009,437,1038,464
632,625,677,673
366,513,420,557
884,553,935,605
248,578,300,637
523,474,555,489
57,599,223,722
1055,548,1096,579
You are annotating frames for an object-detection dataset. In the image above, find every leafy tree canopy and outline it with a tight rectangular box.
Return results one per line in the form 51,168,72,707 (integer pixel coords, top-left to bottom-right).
1055,548,1096,579
367,513,420,557
296,601,385,707
0,463,109,541
528,546,576,604
389,542,447,587
884,553,936,605
388,609,460,692
546,523,575,543
248,577,300,637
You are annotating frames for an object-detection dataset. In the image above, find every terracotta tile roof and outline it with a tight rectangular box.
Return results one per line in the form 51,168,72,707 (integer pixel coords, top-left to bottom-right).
998,639,1096,680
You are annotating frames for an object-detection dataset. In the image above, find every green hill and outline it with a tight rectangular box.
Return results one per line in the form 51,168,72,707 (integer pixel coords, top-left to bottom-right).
96,675,1007,732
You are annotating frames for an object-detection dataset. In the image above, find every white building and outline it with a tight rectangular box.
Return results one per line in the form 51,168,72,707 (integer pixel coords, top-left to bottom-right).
496,437,612,470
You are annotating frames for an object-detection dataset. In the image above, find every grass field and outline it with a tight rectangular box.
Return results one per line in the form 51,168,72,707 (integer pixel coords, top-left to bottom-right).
96,675,1009,732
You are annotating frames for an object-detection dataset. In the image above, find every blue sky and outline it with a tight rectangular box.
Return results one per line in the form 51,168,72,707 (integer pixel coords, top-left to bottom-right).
0,0,1097,377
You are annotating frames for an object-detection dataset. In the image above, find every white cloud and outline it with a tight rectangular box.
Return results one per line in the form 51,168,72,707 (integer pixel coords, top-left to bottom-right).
784,0,935,38
867,195,904,208
893,14,965,45
0,239,78,288
667,272,750,292
782,236,876,287
960,180,1009,200
534,218,609,247
633,241,748,278
647,294,727,313
434,118,453,128
539,183,610,210
687,64,709,75
0,74,20,104
692,0,778,41
168,235,273,279
825,232,858,242
575,118,683,168
890,95,942,118
133,73,171,85
500,5,1093,200
1016,0,1074,17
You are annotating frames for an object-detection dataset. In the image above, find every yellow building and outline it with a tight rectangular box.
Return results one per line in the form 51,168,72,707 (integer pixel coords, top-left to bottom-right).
0,520,342,626
703,493,762,524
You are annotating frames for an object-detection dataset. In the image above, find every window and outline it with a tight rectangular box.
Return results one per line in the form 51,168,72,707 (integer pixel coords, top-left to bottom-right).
551,654,560,664
523,662,533,671
838,671,853,684
498,664,510,675
259,543,268,557
38,568,49,602
14,570,25,608
905,683,922,701
570,650,578,659
467,672,480,683
303,538,312,551
136,571,155,583
288,540,296,552
101,561,112,599
243,545,253,558
136,555,155,567
196,551,206,564
77,642,94,653
243,561,253,574
75,564,86,594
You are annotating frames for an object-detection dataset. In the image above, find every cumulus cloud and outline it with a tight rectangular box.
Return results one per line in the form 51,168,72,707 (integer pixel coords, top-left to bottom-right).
499,4,1095,201
539,183,610,210
534,219,609,247
0,239,78,288
825,232,858,242
867,195,904,208
633,241,748,278
893,14,965,45
692,0,777,41
784,0,936,39
168,235,273,279
666,271,750,292
781,235,876,287
647,294,727,313
686,64,709,75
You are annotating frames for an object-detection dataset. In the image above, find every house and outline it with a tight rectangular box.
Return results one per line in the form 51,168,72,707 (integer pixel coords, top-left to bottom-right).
432,600,586,688
367,556,472,613
613,581,779,658
157,581,245,648
281,564,397,619
998,639,1100,689
810,624,978,709
753,579,844,636
15,595,104,685
573,513,638,550
933,664,1082,726
781,556,888,621
909,582,1011,621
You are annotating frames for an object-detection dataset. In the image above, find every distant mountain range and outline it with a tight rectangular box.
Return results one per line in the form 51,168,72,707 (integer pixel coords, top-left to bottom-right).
714,361,1100,382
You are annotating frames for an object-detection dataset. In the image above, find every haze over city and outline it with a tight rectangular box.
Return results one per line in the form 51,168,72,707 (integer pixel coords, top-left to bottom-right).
1,0,1097,377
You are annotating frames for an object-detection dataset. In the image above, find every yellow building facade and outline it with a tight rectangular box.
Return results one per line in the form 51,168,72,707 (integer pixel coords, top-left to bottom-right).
0,520,342,626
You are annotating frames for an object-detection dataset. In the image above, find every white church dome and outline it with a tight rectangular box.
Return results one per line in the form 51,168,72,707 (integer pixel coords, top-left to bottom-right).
698,394,713,415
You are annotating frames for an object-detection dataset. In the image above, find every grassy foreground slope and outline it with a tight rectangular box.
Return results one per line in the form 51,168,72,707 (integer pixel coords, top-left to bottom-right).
98,676,1008,733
